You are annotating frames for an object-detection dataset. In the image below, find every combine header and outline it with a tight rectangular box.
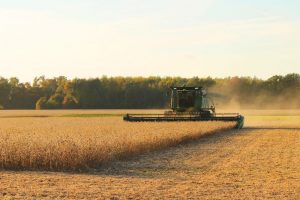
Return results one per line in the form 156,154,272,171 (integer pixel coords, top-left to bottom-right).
123,87,244,129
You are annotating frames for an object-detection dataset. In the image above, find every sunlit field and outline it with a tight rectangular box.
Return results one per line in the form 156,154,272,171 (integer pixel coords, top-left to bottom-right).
0,110,300,199
0,116,233,171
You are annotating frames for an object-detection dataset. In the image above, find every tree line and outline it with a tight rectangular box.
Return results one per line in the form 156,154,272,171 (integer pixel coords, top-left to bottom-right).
0,74,299,110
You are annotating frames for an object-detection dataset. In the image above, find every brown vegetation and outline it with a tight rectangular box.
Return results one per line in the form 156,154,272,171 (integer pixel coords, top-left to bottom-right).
0,117,234,171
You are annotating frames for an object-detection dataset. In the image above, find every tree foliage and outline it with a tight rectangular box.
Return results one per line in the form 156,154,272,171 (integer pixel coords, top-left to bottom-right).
0,74,299,109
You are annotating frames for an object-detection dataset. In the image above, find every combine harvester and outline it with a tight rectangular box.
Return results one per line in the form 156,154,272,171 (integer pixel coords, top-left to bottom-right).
124,87,244,129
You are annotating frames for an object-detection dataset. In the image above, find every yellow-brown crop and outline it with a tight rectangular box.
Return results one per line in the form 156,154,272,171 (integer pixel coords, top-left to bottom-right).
0,117,234,171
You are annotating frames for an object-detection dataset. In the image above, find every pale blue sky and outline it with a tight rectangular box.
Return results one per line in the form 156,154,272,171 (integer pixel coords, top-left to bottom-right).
0,0,299,82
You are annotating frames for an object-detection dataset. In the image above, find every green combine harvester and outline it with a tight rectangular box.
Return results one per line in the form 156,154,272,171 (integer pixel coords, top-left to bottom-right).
123,87,244,129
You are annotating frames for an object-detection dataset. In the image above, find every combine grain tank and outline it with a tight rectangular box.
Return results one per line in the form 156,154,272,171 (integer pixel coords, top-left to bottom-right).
123,87,244,129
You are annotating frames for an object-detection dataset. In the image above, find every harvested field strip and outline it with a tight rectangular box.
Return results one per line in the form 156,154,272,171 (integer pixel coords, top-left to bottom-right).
61,113,123,118
0,118,234,171
248,116,300,121
0,115,51,118
0,114,123,118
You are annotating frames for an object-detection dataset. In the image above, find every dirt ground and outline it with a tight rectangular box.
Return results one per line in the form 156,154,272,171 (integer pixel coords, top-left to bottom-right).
1,110,300,199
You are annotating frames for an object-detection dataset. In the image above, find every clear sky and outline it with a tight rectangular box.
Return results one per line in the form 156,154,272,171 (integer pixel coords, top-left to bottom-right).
0,0,299,82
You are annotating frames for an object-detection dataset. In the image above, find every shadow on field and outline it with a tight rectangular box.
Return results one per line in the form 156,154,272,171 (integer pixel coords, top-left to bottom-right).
92,128,254,178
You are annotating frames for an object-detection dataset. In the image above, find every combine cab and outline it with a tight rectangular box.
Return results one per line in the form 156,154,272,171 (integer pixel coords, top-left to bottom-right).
123,87,244,129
